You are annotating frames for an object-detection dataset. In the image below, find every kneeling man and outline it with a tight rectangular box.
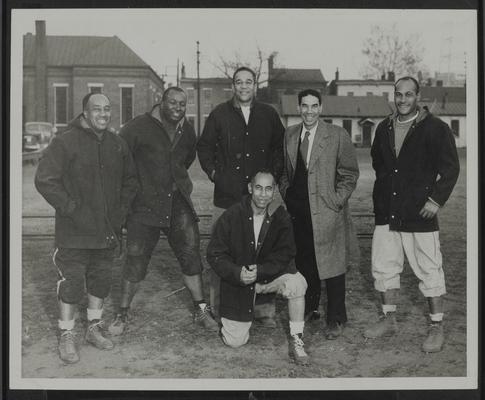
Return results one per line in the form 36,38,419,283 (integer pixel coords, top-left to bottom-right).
207,169,309,365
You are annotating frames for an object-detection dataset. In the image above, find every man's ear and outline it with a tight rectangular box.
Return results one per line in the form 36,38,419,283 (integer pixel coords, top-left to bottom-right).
248,183,252,194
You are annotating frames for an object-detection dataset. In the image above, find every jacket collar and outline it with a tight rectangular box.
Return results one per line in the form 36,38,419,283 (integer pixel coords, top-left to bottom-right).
230,97,257,110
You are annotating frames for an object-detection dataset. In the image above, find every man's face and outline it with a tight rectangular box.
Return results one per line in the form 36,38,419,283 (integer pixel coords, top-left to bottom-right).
84,94,111,132
298,94,322,129
161,90,187,123
232,70,255,105
248,172,275,210
394,79,419,118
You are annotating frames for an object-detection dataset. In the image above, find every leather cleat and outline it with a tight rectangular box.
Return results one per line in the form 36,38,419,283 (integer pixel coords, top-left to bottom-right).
422,322,444,353
58,329,80,364
194,305,220,332
363,312,397,339
108,313,127,336
86,320,114,350
289,333,310,365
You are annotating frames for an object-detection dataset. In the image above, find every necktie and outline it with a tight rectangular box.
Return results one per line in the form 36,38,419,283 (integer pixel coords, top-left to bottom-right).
300,131,311,168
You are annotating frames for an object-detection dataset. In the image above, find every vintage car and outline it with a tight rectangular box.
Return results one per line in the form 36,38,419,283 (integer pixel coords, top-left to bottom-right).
22,122,57,152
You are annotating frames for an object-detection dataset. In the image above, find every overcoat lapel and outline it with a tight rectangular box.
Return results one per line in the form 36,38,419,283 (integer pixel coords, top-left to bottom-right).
308,120,330,172
287,123,301,171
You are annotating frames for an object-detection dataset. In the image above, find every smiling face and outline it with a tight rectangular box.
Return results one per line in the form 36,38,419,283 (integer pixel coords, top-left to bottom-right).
394,79,420,118
248,172,275,211
83,94,111,132
298,94,322,129
161,89,187,123
232,70,256,106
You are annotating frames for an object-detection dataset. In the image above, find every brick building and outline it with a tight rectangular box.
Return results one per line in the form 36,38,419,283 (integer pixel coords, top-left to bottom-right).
179,76,232,135
23,20,165,132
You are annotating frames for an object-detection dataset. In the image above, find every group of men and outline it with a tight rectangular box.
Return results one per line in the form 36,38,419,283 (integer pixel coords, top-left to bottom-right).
35,66,459,367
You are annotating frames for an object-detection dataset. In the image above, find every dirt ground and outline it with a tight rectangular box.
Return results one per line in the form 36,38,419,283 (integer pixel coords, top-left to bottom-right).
19,149,468,379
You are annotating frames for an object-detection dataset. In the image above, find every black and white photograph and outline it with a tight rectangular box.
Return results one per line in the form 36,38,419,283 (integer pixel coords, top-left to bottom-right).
8,4,479,392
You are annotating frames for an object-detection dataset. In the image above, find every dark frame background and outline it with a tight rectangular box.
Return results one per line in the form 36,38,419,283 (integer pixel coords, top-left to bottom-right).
2,0,482,399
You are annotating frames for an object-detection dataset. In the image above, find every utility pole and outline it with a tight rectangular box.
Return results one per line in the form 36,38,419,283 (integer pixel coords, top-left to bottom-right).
176,58,180,87
196,41,201,137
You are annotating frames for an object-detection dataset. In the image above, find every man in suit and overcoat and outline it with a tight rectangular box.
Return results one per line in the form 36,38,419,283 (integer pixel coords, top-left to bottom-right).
280,89,359,339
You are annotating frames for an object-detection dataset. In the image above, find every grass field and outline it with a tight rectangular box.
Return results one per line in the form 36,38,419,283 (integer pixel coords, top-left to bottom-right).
20,148,468,380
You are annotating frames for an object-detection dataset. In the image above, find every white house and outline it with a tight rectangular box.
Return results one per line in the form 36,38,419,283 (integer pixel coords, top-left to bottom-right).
334,79,395,98
280,95,392,147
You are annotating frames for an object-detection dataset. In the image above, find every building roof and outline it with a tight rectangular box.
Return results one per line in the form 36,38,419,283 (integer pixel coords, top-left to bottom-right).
335,79,394,86
180,77,232,85
389,101,466,116
271,68,325,83
23,34,148,67
419,86,466,102
281,95,392,117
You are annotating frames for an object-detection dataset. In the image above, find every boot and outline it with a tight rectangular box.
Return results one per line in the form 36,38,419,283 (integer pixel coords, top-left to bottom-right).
86,320,114,350
422,322,444,353
58,329,79,364
364,312,397,339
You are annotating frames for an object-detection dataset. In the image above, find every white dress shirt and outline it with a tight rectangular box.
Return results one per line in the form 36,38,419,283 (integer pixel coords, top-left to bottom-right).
300,122,318,166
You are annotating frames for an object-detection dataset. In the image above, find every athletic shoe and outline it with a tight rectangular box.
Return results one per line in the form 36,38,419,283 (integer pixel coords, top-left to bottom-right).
363,312,397,339
85,320,114,350
108,313,127,336
325,321,344,340
422,322,444,353
58,329,79,364
194,305,219,332
289,333,310,365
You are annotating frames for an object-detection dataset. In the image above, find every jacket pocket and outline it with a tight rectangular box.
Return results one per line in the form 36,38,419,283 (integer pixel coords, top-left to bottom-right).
67,202,97,234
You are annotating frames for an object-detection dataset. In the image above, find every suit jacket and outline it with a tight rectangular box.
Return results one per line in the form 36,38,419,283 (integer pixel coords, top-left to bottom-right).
280,119,360,279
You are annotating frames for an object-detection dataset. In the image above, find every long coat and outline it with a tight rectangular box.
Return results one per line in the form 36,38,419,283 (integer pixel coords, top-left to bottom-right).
280,120,360,280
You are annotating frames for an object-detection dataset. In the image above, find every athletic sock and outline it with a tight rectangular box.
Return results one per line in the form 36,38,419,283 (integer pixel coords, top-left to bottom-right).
87,308,103,321
289,321,305,336
382,304,396,314
58,319,75,331
429,313,444,323
194,300,207,310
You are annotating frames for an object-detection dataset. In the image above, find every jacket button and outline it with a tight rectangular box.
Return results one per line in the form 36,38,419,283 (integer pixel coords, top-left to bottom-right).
249,217,252,220
246,176,249,179
166,216,169,219
246,132,249,136
168,193,171,197
249,309,252,313
393,192,397,196
246,153,250,157
391,215,395,219
394,169,398,173
250,241,254,245
236,166,240,170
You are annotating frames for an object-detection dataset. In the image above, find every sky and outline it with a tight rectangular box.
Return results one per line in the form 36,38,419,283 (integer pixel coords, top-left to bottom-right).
12,8,476,86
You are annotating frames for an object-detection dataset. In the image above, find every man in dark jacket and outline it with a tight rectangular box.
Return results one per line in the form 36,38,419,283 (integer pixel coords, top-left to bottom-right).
197,67,285,323
35,93,138,364
108,87,218,336
364,76,460,353
207,170,309,365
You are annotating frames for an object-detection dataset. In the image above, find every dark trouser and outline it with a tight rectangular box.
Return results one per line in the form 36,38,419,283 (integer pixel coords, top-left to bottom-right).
291,199,347,324
123,192,202,282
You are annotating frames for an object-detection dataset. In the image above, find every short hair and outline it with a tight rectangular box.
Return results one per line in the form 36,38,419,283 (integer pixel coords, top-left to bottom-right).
161,86,186,102
82,92,109,111
298,89,322,105
232,66,257,84
394,76,420,94
250,168,275,185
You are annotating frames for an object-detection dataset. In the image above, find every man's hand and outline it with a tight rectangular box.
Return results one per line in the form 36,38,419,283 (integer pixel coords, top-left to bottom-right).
419,200,440,219
240,264,257,285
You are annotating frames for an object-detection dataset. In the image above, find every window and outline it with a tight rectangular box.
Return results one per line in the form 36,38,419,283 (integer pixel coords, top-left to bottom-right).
119,84,134,125
187,88,195,105
54,84,68,126
343,119,352,136
203,88,212,103
88,83,104,94
450,119,460,137
223,88,233,100
323,118,333,124
366,92,373,96
347,92,354,96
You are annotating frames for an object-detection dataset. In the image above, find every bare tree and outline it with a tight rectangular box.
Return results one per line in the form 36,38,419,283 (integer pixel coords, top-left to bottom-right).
207,46,279,90
360,24,427,79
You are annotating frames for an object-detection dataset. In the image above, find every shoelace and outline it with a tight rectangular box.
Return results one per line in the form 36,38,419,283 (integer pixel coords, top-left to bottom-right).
194,306,210,321
291,335,306,353
60,330,76,345
88,320,104,331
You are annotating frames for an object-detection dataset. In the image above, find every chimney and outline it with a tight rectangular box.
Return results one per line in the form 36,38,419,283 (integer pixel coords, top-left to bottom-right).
35,20,48,121
436,80,443,87
181,62,186,79
268,53,275,79
335,68,339,81
387,71,395,82
441,92,448,109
